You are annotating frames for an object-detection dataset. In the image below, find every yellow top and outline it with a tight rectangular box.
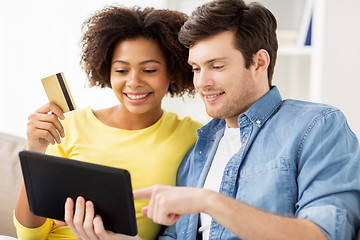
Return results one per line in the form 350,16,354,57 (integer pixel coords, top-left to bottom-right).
14,107,202,240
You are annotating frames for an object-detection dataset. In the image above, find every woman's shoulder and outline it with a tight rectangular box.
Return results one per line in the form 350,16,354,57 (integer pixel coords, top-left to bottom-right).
62,106,95,126
162,111,203,130
64,106,92,117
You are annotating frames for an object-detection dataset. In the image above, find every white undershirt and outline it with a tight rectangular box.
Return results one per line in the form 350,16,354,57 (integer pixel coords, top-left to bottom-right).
199,126,241,239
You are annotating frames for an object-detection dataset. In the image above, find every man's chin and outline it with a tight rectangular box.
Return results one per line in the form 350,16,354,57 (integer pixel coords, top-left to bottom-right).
205,109,224,119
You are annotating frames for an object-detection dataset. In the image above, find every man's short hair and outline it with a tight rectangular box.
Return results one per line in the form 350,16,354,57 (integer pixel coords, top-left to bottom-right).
179,0,278,86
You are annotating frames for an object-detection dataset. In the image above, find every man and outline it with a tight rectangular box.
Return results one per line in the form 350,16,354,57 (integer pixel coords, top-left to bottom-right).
61,0,360,239
134,0,360,239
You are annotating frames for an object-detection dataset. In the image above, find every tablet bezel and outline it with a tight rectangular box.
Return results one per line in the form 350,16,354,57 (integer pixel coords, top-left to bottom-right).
19,150,138,236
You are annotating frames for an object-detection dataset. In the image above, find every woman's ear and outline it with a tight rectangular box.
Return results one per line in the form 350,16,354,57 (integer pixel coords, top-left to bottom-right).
253,49,270,74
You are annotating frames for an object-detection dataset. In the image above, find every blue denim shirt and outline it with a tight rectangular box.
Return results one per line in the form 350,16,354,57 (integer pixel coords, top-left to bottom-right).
160,87,360,240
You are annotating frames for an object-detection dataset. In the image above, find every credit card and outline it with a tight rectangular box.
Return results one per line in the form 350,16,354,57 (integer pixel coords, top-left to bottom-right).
41,72,76,113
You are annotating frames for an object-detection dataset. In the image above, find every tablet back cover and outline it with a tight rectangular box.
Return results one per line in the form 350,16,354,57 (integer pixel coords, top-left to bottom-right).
19,150,137,236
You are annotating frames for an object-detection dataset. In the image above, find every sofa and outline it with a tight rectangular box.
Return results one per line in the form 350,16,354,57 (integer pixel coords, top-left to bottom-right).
0,132,26,237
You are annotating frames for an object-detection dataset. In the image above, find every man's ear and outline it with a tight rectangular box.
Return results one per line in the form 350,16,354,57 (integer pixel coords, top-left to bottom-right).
253,49,270,75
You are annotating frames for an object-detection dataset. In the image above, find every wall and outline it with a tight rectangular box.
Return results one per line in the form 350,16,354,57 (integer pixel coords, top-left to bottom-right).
321,0,360,137
1,0,359,138
0,0,169,138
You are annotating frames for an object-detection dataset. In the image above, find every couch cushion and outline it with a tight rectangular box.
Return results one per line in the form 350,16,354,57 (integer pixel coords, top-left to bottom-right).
0,133,26,237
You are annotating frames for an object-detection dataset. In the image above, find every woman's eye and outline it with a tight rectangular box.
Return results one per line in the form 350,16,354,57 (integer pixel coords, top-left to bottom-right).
115,69,128,73
144,69,157,73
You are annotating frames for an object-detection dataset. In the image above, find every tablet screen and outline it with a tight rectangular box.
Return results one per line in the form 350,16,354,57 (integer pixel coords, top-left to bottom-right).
19,150,138,236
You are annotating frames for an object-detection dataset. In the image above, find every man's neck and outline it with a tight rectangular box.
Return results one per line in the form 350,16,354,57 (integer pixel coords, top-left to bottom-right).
225,117,240,128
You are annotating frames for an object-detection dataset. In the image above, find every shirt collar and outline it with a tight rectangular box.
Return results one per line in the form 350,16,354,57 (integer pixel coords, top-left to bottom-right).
241,86,282,128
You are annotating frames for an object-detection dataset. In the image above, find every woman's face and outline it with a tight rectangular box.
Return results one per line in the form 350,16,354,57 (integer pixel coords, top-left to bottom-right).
110,37,169,117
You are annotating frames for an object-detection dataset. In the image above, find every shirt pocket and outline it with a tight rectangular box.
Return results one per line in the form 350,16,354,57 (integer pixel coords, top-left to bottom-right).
235,157,297,216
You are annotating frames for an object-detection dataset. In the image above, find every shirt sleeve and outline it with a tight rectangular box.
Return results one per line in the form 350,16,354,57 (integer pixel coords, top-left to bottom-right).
158,223,177,240
13,213,53,240
295,109,360,240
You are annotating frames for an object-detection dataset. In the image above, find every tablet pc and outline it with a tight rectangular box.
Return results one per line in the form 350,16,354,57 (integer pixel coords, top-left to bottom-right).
18,150,138,236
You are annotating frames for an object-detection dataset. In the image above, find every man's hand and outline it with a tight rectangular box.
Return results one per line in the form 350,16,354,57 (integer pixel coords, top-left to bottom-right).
56,197,141,240
133,184,206,226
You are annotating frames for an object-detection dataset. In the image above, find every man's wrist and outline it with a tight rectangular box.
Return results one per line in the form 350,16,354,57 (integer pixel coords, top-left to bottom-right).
199,188,218,215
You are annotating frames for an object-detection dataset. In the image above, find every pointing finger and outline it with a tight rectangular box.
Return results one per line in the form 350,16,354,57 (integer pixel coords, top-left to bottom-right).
133,186,154,200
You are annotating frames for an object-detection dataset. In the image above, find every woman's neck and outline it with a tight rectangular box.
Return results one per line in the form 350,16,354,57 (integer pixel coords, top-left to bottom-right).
93,105,163,130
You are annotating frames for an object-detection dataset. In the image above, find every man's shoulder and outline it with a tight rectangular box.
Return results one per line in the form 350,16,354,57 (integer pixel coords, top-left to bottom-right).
268,99,351,139
278,99,341,120
282,99,339,110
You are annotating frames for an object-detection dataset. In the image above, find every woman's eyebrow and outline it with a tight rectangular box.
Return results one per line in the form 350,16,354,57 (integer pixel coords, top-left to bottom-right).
112,60,129,65
112,60,161,65
139,60,161,65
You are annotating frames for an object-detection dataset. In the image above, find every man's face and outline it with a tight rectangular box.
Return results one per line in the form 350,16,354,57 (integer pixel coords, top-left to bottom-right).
188,31,263,127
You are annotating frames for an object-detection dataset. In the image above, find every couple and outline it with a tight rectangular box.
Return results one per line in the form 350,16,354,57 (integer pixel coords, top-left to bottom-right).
14,0,360,239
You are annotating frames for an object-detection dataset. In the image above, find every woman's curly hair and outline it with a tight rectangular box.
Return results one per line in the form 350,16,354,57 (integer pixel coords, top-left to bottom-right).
81,5,195,97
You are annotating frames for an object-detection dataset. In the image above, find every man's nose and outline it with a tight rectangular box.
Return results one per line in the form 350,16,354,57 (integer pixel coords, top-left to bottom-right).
194,70,213,90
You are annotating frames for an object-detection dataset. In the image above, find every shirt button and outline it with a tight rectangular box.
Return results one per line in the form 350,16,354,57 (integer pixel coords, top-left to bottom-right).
337,215,344,223
256,120,261,124
199,151,202,154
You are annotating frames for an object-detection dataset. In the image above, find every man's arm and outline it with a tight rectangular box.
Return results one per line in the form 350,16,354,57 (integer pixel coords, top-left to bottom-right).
134,185,327,240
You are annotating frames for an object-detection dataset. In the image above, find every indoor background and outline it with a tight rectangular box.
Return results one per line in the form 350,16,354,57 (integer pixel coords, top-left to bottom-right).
1,0,359,138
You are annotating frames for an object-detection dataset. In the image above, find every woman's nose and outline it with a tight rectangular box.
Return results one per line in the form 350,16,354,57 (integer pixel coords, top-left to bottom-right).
127,71,143,87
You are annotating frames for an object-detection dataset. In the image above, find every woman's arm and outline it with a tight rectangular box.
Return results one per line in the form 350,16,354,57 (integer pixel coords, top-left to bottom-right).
14,183,47,228
14,102,65,228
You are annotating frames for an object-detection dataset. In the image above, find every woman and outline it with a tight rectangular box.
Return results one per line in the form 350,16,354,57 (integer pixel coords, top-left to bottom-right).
14,5,202,240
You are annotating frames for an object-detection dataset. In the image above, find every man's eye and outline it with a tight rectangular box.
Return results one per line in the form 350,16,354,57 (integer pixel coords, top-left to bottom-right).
192,68,200,73
213,65,224,70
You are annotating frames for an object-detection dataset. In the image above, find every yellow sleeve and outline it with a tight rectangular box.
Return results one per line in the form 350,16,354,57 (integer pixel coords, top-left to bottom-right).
13,213,53,240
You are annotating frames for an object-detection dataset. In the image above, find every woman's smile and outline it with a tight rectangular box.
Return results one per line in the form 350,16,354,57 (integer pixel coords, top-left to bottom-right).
124,92,153,104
